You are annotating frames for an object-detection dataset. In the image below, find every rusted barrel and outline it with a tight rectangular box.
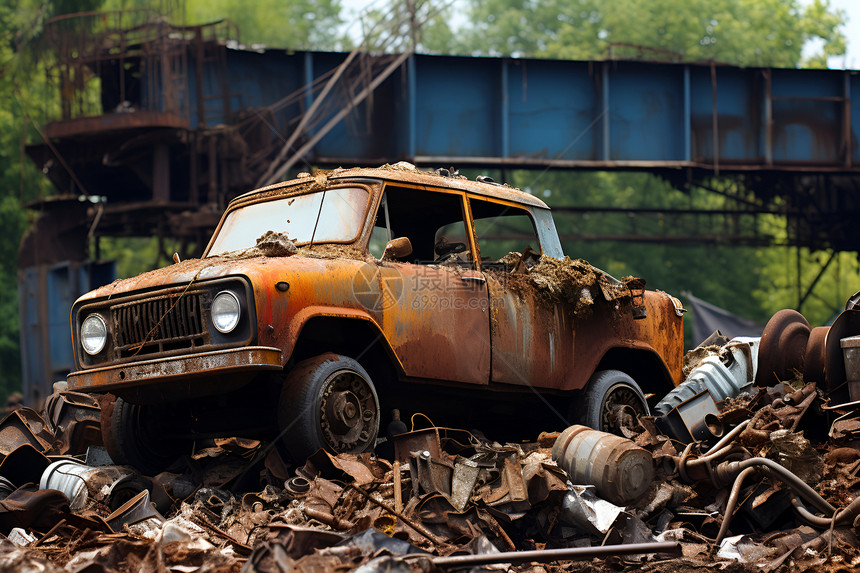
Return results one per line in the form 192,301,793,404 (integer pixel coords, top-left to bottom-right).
551,425,654,506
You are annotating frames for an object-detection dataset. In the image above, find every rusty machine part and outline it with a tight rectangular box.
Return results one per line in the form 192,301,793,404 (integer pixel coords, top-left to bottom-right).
0,408,55,455
756,309,810,387
803,326,829,384
551,425,654,506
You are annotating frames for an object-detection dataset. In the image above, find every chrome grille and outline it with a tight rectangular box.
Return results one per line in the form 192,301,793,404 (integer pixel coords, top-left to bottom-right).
112,292,208,357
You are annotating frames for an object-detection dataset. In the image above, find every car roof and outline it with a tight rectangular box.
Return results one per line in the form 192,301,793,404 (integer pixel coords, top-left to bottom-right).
232,164,552,210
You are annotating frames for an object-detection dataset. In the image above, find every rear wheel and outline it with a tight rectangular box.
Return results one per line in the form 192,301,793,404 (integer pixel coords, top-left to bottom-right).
278,353,380,462
578,369,649,434
101,396,187,475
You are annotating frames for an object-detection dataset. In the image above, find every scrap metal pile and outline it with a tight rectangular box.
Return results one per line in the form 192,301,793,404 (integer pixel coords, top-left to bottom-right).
4,309,860,571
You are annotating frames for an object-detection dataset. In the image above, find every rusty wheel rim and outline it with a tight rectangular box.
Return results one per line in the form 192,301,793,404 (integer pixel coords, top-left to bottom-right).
756,309,810,386
318,370,378,453
600,383,646,434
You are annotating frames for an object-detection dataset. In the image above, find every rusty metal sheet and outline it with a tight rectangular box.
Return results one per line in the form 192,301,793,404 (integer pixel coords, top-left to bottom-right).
378,262,491,385
410,451,453,496
0,408,54,456
487,271,683,392
45,391,102,455
0,443,51,486
450,459,480,511
485,274,575,389
43,112,189,139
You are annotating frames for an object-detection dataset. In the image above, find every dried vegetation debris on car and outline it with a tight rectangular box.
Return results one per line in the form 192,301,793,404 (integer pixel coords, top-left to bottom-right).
494,251,643,319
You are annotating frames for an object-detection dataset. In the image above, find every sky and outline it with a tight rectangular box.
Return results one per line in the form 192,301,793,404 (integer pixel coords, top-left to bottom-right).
801,0,860,68
343,0,860,69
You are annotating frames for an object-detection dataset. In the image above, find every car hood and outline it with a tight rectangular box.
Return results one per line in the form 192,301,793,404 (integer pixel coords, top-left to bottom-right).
77,249,372,302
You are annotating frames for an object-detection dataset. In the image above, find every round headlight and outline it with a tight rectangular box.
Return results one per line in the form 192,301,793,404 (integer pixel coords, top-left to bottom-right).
212,291,241,333
81,315,107,355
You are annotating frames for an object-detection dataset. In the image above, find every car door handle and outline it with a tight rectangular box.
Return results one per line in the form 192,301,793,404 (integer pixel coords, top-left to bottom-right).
460,275,486,284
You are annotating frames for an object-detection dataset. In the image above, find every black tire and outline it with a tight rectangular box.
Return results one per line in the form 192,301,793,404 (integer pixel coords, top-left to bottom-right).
101,396,186,475
578,369,649,434
278,353,380,462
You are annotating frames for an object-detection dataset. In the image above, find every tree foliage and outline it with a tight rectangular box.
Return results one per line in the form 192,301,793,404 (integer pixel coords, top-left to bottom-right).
183,0,344,50
0,0,69,398
459,0,845,68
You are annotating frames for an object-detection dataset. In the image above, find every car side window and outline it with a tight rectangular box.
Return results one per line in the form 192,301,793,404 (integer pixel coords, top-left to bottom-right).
469,199,541,262
373,185,472,265
368,225,389,259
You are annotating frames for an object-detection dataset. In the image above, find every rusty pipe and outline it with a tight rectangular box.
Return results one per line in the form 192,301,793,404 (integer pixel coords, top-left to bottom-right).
427,541,683,567
714,467,756,546
789,494,834,528
685,420,751,471
714,458,835,515
678,420,751,483
302,506,353,530
790,493,860,530
700,419,750,458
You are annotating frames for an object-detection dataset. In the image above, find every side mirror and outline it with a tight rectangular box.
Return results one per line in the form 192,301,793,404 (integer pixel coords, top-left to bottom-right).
382,237,413,261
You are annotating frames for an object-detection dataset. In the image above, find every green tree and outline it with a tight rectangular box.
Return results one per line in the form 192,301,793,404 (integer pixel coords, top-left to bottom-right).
0,0,94,398
183,0,344,50
460,0,845,68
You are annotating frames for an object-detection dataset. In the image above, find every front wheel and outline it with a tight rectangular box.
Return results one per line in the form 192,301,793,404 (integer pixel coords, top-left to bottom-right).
277,353,380,462
578,369,649,434
100,396,187,475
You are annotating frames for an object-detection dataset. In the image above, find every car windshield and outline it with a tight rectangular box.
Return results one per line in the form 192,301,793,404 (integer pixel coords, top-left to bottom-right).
206,187,370,256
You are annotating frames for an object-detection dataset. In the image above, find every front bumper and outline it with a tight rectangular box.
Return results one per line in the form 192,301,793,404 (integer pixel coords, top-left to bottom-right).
67,346,283,392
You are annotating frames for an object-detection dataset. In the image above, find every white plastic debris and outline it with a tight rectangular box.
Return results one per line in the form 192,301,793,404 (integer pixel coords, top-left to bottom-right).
717,534,746,560
558,484,624,535
8,527,37,547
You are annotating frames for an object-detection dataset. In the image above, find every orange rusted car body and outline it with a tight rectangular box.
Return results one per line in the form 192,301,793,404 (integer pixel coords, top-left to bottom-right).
67,166,684,422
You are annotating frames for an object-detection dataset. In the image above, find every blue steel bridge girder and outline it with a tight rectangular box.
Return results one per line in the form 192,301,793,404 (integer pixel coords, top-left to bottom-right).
25,45,860,251
253,52,857,174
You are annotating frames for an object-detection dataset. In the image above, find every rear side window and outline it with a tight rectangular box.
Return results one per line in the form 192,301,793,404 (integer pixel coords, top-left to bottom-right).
469,199,540,261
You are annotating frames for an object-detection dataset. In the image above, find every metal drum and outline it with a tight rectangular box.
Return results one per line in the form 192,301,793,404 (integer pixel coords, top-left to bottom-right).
551,425,654,505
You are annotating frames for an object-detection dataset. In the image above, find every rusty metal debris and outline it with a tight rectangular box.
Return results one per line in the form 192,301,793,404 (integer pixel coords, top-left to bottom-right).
6,305,860,570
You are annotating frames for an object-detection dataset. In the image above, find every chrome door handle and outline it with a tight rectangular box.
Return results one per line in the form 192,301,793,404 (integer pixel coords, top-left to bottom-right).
460,275,486,284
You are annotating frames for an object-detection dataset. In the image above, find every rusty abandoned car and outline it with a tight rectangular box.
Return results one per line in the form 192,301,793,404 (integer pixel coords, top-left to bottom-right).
66,164,686,472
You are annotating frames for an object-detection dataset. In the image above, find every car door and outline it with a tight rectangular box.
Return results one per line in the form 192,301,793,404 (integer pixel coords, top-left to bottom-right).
469,197,573,391
371,184,491,385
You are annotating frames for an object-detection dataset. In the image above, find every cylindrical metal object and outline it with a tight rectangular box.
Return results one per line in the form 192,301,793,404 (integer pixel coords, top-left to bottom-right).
841,335,860,401
39,460,144,511
551,425,654,505
39,460,89,510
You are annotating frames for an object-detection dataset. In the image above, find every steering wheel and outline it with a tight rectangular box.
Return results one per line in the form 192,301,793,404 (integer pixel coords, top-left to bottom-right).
434,239,467,262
